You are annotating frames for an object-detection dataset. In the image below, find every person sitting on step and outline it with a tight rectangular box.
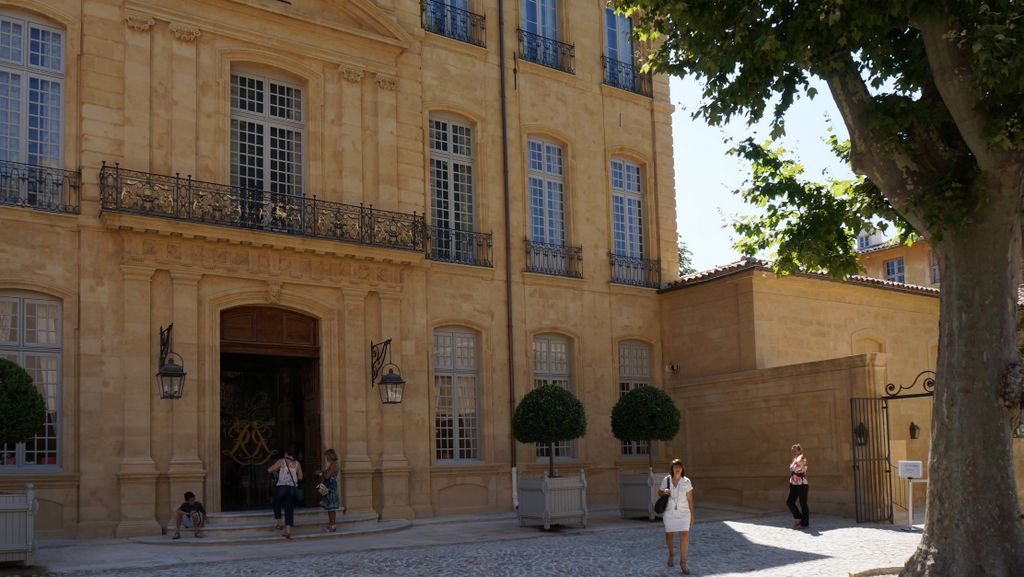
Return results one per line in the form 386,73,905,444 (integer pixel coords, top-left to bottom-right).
173,491,206,539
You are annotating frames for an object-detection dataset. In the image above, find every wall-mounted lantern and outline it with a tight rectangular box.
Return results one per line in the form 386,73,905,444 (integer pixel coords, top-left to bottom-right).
909,421,921,440
157,324,187,400
854,422,869,447
370,338,406,404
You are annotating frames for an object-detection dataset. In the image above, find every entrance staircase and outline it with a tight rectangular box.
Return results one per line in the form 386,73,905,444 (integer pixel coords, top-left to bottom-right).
133,507,411,546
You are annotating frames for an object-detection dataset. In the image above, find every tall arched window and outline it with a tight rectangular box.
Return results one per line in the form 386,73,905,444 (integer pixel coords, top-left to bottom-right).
527,137,565,246
0,12,64,208
0,292,61,469
618,340,652,457
610,157,643,258
429,114,475,263
533,333,575,459
230,71,304,227
434,327,481,461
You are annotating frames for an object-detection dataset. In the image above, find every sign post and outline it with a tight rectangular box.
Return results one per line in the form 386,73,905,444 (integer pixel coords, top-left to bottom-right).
897,460,924,531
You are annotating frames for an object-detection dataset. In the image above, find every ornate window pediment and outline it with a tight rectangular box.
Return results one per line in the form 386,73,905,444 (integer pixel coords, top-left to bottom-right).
223,0,412,48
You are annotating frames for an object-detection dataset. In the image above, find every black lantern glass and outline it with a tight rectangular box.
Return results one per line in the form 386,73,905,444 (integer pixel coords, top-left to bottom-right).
377,366,406,404
157,354,187,400
157,324,187,400
370,338,407,404
909,421,920,440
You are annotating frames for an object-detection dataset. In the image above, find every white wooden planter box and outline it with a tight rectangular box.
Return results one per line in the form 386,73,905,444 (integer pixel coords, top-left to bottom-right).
619,468,659,520
0,484,36,566
517,469,588,530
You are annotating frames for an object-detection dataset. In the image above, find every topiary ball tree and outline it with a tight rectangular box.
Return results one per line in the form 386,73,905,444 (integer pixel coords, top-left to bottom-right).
611,386,681,470
512,384,587,478
0,358,46,446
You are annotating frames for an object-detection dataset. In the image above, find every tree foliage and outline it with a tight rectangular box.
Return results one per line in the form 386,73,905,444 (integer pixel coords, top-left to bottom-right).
677,235,697,276
0,358,46,446
614,1,1024,575
611,386,681,468
512,384,587,477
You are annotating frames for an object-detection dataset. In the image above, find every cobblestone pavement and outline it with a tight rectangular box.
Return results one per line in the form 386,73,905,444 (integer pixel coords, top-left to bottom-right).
53,513,920,577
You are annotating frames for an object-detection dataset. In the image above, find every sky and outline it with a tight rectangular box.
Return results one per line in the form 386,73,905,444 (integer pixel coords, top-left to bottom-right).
670,74,856,271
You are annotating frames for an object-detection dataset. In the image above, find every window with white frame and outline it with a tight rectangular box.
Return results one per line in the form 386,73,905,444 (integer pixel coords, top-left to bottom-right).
434,328,481,461
522,0,558,39
0,13,63,169
429,115,475,261
0,292,61,469
230,72,304,198
929,252,940,285
533,333,575,459
611,158,643,258
884,257,905,283
527,138,566,246
619,340,652,457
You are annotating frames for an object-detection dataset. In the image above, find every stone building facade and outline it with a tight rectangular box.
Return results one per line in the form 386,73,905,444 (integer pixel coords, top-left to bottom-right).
0,0,676,537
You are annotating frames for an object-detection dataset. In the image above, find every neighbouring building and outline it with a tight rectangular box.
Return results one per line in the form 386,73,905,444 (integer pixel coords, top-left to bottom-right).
0,0,677,537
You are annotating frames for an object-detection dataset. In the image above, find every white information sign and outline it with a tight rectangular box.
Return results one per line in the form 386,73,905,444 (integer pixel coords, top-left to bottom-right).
898,460,923,478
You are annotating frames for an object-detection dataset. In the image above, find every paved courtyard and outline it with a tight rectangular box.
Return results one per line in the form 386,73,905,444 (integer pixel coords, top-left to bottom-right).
23,509,921,577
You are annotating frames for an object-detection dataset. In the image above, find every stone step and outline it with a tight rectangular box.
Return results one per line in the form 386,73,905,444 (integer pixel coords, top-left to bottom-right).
188,507,353,529
134,518,411,546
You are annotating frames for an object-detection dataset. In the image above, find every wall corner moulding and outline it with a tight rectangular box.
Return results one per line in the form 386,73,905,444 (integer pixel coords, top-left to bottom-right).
124,14,156,32
375,73,398,91
340,66,364,83
169,22,202,43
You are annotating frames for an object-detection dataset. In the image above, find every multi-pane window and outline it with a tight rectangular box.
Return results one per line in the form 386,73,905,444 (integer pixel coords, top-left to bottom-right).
618,341,652,457
533,334,575,459
611,158,643,258
434,328,481,461
522,0,558,39
605,9,632,64
929,252,940,285
230,73,304,198
885,257,906,283
424,0,472,43
528,138,566,245
0,14,63,169
0,293,61,469
430,115,475,261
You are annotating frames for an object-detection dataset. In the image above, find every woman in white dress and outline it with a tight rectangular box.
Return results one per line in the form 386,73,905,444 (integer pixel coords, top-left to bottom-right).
659,458,695,574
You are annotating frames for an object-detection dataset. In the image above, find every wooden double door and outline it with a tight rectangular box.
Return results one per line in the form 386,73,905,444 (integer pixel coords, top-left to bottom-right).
219,306,321,511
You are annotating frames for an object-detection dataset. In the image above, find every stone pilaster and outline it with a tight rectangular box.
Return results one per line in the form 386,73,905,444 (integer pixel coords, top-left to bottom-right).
170,23,200,175
341,290,374,515
124,14,154,169
115,265,161,537
378,293,413,520
167,270,205,513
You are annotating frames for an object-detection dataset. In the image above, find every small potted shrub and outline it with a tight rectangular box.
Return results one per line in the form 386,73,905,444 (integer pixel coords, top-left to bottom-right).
0,358,46,565
611,386,680,519
512,384,588,529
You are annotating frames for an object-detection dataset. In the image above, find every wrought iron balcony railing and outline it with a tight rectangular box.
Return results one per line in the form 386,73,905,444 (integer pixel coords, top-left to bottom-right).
525,239,583,278
517,29,575,74
429,225,493,267
602,56,652,97
99,163,426,252
609,253,661,288
421,0,486,47
0,159,80,214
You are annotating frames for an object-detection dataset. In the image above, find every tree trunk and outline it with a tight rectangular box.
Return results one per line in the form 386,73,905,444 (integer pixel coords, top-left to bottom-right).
548,443,555,478
901,177,1024,576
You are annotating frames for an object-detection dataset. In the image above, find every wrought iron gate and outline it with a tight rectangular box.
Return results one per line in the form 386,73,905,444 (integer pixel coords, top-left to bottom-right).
850,370,936,523
850,397,893,523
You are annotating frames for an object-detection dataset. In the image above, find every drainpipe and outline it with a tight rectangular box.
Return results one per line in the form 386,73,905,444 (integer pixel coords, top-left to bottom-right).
497,0,518,509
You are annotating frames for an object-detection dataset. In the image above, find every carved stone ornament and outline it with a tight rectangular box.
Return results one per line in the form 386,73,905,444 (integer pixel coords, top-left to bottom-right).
169,22,202,43
339,66,364,83
124,14,156,32
266,281,282,304
375,74,398,91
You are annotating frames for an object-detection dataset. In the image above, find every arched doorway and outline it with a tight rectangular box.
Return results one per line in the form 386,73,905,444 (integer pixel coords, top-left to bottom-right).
219,306,321,511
